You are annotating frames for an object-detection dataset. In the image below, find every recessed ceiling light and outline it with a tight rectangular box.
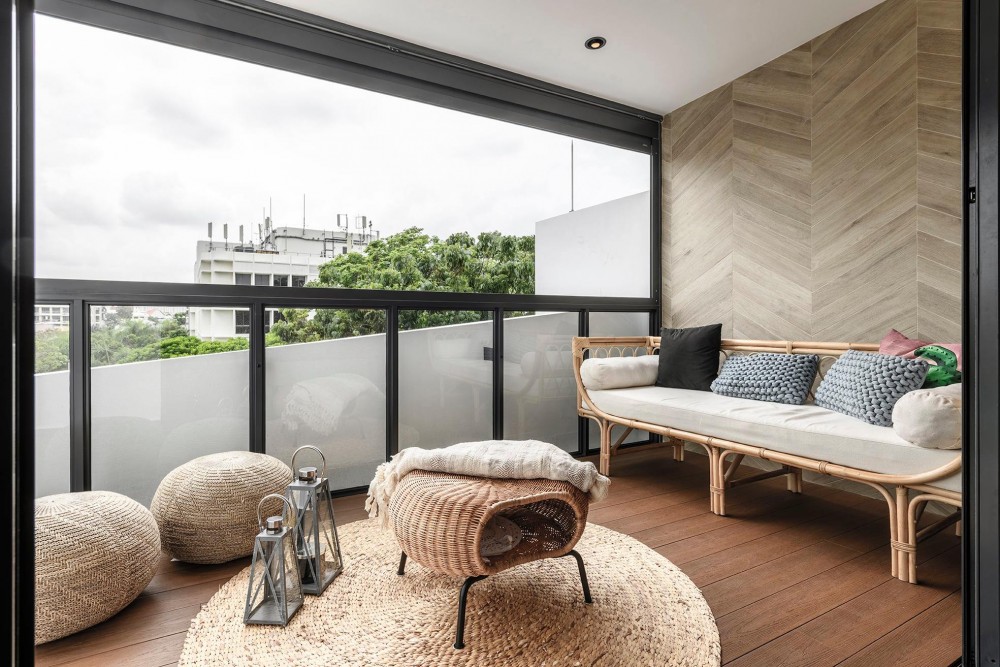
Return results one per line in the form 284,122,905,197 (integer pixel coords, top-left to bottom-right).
585,36,607,50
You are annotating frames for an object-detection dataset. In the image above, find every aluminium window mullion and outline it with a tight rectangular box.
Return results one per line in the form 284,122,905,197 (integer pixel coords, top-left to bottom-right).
249,302,266,454
578,309,589,457
492,308,504,440
386,306,399,460
69,299,91,491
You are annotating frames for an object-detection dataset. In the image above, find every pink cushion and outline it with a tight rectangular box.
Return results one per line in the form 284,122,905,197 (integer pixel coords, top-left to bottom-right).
879,329,962,371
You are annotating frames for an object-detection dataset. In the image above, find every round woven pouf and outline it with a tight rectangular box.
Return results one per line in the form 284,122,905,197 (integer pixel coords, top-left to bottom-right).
179,520,721,666
35,491,160,645
151,451,292,564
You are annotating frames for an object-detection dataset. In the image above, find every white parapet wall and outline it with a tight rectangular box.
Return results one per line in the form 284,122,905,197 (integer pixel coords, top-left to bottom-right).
534,191,651,298
34,312,627,506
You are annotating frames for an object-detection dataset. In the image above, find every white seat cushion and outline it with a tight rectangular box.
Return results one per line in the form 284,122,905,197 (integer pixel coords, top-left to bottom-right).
588,386,961,492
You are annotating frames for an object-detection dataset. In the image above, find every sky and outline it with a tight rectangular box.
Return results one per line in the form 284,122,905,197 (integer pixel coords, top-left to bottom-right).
34,15,650,284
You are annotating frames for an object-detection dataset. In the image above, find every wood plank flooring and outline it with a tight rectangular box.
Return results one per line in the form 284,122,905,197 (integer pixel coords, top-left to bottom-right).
34,449,961,666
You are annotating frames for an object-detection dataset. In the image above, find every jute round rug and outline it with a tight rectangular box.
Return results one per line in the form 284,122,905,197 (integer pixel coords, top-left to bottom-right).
179,520,720,666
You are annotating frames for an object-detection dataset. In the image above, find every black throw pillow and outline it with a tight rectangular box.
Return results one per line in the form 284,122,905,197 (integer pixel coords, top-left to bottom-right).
656,324,723,391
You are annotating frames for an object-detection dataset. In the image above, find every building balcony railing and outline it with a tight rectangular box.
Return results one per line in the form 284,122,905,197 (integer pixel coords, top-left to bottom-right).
34,278,658,506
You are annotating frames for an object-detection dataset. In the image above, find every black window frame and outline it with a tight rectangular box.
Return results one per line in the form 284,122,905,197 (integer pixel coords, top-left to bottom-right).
234,309,251,335
13,0,669,661
12,0,1000,665
962,1,999,665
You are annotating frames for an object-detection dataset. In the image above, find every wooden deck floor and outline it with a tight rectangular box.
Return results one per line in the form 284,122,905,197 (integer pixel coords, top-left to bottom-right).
34,449,961,666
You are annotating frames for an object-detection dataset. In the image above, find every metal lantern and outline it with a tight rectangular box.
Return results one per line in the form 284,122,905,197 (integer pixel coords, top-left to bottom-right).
243,493,304,626
286,445,344,595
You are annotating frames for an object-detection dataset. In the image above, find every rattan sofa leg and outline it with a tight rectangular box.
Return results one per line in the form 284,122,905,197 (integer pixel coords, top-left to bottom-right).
397,552,407,576
707,447,717,514
906,492,963,584
672,442,685,462
851,480,900,580
711,448,728,516
894,486,910,581
598,420,612,476
787,468,803,493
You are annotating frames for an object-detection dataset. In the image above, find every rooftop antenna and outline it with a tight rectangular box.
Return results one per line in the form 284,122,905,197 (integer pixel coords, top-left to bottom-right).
207,222,214,253
302,193,306,232
223,223,229,251
239,224,244,245
570,140,575,212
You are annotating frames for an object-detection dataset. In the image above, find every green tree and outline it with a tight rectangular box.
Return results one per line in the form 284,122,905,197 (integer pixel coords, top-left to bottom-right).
196,337,249,355
90,318,160,367
292,227,535,338
158,312,189,339
35,330,70,373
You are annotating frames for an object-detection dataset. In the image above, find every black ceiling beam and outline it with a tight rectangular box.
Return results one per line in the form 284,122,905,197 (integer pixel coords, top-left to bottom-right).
35,0,661,152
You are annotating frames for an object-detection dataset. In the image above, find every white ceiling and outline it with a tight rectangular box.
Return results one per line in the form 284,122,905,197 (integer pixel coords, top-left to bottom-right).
272,0,885,115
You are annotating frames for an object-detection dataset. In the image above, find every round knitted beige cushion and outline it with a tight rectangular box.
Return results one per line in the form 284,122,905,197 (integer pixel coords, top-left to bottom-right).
151,452,292,564
35,491,160,645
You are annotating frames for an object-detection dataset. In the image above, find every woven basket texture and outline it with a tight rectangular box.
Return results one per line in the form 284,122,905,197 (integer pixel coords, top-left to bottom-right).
178,519,721,666
388,471,588,577
151,451,292,564
35,491,160,645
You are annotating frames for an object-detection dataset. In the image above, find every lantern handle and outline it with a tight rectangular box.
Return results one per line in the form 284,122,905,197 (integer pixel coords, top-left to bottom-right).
257,493,297,532
291,445,327,479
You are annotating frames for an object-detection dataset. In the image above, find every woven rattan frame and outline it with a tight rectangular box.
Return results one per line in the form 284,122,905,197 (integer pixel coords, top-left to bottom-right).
151,452,293,565
573,336,963,584
35,491,161,644
388,470,588,577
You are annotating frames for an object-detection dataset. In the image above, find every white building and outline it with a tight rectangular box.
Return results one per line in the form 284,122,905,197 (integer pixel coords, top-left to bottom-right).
35,304,120,333
190,218,378,339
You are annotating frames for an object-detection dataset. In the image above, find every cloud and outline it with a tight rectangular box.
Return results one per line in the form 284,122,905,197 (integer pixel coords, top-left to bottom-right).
33,14,650,284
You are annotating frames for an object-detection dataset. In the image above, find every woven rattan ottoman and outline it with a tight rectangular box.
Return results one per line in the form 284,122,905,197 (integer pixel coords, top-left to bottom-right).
388,470,592,649
151,451,292,564
35,492,160,644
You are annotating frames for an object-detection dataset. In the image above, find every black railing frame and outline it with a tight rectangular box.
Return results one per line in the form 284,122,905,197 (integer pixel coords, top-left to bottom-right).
17,0,664,660
36,279,659,495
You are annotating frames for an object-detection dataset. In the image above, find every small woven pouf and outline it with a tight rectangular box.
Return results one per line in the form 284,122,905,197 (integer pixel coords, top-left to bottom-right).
35,491,160,644
151,451,292,564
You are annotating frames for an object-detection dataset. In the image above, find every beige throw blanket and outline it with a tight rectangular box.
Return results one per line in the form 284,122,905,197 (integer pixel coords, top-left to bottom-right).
365,440,611,525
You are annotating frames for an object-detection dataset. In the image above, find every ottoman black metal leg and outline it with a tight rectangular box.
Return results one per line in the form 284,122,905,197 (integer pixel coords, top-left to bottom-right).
454,575,488,649
397,552,407,576
564,550,593,603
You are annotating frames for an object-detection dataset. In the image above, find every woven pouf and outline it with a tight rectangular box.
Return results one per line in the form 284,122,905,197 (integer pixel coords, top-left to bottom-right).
151,451,292,564
35,491,160,644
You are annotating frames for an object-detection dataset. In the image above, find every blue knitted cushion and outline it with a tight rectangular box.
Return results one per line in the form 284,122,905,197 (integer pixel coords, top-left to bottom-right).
814,350,929,426
710,353,818,405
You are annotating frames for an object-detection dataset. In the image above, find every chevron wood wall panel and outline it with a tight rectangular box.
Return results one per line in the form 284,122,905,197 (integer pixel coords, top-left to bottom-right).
665,83,734,334
660,0,962,343
811,0,919,343
732,43,812,340
916,0,962,341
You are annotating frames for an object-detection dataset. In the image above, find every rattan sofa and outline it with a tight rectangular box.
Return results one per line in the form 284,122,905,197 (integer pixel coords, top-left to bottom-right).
572,336,963,584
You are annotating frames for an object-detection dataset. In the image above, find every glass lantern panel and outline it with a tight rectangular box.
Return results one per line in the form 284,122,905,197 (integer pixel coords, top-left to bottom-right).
281,533,303,604
245,531,304,625
320,488,343,574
